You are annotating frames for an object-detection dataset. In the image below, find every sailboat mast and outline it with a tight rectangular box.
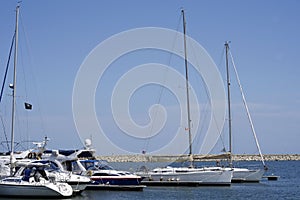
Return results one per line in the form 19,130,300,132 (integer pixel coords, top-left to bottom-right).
225,42,233,167
181,9,192,156
10,4,20,175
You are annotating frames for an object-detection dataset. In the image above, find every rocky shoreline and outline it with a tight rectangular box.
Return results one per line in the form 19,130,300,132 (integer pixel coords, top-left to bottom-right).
96,154,300,162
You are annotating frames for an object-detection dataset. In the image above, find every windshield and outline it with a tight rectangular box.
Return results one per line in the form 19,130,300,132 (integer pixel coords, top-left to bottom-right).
80,160,113,170
32,160,60,171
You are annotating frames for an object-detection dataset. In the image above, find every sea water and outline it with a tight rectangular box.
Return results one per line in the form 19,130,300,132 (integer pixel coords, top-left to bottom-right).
3,160,299,200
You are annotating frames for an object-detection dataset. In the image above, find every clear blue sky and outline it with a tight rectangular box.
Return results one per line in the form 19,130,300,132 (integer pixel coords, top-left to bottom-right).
0,0,299,155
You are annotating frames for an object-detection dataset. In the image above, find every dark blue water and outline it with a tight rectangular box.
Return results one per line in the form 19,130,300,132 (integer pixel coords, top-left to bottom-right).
76,160,300,200
2,161,299,200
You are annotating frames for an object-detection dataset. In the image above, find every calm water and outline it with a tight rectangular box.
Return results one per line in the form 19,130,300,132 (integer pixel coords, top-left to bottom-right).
1,161,299,200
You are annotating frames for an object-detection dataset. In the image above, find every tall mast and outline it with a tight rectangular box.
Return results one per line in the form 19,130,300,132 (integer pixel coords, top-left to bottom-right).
181,9,193,157
10,4,20,176
225,41,233,167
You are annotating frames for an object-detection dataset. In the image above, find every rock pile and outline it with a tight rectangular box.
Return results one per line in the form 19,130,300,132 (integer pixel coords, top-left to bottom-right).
96,154,300,162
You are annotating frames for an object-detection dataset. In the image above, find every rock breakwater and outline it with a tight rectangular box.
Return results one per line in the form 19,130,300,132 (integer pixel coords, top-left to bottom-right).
96,154,300,162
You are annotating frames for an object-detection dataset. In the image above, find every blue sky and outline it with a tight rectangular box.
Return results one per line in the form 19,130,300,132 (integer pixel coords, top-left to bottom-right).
0,0,299,155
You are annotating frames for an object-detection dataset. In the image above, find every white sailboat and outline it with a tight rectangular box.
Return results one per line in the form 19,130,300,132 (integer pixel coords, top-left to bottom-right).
137,10,233,186
223,41,267,182
0,4,73,198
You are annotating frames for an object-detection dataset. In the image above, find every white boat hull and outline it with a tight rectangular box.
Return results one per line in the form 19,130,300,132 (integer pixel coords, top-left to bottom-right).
0,179,73,197
232,168,265,182
47,171,90,193
139,167,233,186
67,181,88,193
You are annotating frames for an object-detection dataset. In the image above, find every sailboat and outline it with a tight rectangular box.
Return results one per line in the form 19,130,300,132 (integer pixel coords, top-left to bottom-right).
137,10,233,186
223,41,267,182
0,4,73,197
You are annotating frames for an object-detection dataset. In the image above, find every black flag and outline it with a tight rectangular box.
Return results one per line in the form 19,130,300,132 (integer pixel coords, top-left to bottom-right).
24,102,32,110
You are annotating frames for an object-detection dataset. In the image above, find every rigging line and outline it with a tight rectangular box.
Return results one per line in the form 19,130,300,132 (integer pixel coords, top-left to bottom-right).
18,13,31,145
142,12,183,153
19,12,31,101
228,50,266,167
215,45,227,152
0,115,9,151
188,40,226,155
0,33,15,104
20,11,46,137
188,40,212,153
19,20,28,99
18,56,31,146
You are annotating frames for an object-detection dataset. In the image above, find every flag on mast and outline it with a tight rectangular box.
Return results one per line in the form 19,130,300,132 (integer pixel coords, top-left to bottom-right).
24,102,32,110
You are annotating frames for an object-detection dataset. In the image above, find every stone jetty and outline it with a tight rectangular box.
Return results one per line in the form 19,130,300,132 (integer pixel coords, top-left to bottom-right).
96,154,300,163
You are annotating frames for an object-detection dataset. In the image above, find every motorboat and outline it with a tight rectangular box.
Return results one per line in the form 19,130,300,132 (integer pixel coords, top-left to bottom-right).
77,159,143,186
14,159,91,193
0,163,73,198
42,141,144,189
